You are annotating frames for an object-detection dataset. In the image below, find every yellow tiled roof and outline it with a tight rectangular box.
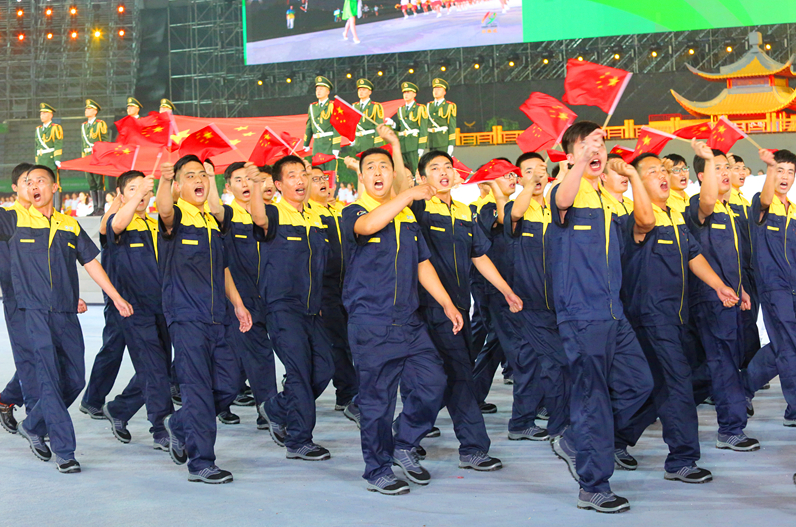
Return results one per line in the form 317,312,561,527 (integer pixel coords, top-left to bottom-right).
687,57,796,81
671,86,796,117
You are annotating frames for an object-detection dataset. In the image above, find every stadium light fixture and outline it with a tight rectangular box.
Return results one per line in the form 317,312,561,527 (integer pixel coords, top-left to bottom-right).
17,32,25,41
71,30,79,39
94,30,102,38
46,32,54,40
257,80,263,85
118,29,125,37
70,6,78,16
16,8,23,17
45,7,53,16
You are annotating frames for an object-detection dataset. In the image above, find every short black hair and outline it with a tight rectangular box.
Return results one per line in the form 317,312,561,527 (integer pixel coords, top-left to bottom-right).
11,163,33,186
606,153,623,161
27,164,56,184
663,153,687,166
774,149,796,171
224,161,246,183
693,149,726,175
259,165,272,176
359,147,394,172
731,154,744,164
516,152,544,167
417,150,453,177
631,152,660,171
272,155,306,182
174,154,204,180
204,158,215,169
561,121,601,155
117,170,146,193
551,165,560,179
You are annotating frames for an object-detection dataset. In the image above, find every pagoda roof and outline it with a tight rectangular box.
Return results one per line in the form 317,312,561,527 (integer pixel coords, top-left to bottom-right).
671,86,796,117
687,32,796,81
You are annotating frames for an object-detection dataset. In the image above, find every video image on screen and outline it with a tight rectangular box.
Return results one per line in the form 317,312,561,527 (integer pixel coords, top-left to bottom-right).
244,0,523,65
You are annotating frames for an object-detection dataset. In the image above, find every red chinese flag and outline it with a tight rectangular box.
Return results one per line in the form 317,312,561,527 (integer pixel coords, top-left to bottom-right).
115,112,174,147
312,152,337,166
281,131,302,152
451,156,472,177
546,149,568,162
355,143,393,158
325,170,336,190
562,59,633,114
178,124,234,160
609,145,636,163
466,159,520,184
516,124,556,153
249,127,289,166
707,116,747,152
631,127,677,159
674,121,712,140
90,142,140,171
519,93,577,144
330,96,363,142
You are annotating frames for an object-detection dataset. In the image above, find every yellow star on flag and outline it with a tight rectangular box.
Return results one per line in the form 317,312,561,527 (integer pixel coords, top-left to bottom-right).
230,139,241,146
642,136,651,145
171,129,191,144
235,126,248,131
608,77,619,86
153,126,163,133
242,132,254,137
122,148,131,154
203,131,214,139
558,112,569,119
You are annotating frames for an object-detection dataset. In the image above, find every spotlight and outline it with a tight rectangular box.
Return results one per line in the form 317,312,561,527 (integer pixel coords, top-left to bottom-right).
70,6,77,16
377,70,384,76
346,72,352,78
46,32,53,40
118,5,125,14
440,65,447,72
541,56,551,65
650,48,659,58
408,67,414,74
118,29,125,37
94,30,102,38
472,55,484,70
286,77,292,83
613,53,620,60
45,7,53,16
408,63,417,74
577,56,584,61
17,33,25,41
71,30,78,39
257,80,263,85
474,63,480,69
765,43,772,50
16,8,23,17
724,41,733,53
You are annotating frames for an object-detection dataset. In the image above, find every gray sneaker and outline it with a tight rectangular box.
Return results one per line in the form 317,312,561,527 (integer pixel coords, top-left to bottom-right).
163,415,187,465
393,448,430,485
577,489,630,513
459,451,503,471
613,447,638,470
344,403,361,429
188,465,233,484
18,420,52,462
716,433,760,451
552,434,578,481
79,402,104,420
286,443,331,461
153,437,170,452
664,465,713,483
508,426,549,441
536,407,550,421
258,402,286,447
55,456,81,474
784,418,796,427
366,474,410,495
102,404,131,443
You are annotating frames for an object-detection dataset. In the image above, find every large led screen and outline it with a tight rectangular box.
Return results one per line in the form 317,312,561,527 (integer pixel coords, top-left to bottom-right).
243,0,796,66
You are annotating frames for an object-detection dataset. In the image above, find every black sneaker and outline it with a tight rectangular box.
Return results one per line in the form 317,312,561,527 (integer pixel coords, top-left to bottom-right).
716,433,760,451
188,465,233,484
258,402,286,447
217,410,240,425
163,415,188,465
79,402,104,420
286,443,331,461
256,415,270,430
344,403,361,429
335,400,352,412
746,397,755,417
232,393,255,407
393,448,431,485
170,385,182,407
664,465,713,483
415,445,427,460
0,399,18,434
479,402,497,414
18,420,52,462
367,474,410,495
55,456,81,474
426,426,440,438
762,383,771,390
503,377,514,385
613,448,638,470
577,489,630,513
459,451,503,471
102,404,132,443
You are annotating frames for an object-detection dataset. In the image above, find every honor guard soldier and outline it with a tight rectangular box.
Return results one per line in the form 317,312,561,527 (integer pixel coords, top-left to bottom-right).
426,78,456,156
82,99,110,216
352,78,385,154
127,97,143,118
303,76,341,171
35,103,64,211
159,99,175,113
394,82,428,174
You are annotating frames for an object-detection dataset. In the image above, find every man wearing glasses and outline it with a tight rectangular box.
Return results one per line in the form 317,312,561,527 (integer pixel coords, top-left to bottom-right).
664,154,690,213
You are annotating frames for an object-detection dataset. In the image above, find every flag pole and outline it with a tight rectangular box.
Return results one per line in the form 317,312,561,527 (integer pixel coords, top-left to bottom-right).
209,123,249,162
745,135,764,150
602,113,613,129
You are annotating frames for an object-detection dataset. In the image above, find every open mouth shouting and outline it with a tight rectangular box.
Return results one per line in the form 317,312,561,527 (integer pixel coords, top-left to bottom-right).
589,158,603,173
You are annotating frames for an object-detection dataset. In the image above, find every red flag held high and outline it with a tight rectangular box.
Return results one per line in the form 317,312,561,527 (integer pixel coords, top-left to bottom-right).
546,149,568,162
519,93,577,144
516,124,556,153
115,112,174,147
330,96,363,142
466,159,520,184
90,142,140,171
179,124,234,160
562,59,633,114
674,121,712,140
707,116,747,152
632,127,677,159
249,127,290,166
451,156,472,177
609,145,636,163
312,152,337,166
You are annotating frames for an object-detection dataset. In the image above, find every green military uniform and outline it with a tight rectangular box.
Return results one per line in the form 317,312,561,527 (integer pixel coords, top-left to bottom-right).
426,78,457,154
127,96,143,118
304,76,341,171
352,78,385,154
82,99,110,196
394,81,429,174
35,103,63,176
159,98,176,112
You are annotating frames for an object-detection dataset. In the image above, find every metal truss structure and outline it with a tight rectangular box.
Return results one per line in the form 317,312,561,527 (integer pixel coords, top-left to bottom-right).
0,0,139,121
166,0,796,118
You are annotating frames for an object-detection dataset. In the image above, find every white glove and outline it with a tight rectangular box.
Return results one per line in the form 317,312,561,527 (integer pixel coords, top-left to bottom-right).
333,150,340,158
418,149,424,157
447,145,454,156
55,161,61,168
384,117,395,127
302,145,311,153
